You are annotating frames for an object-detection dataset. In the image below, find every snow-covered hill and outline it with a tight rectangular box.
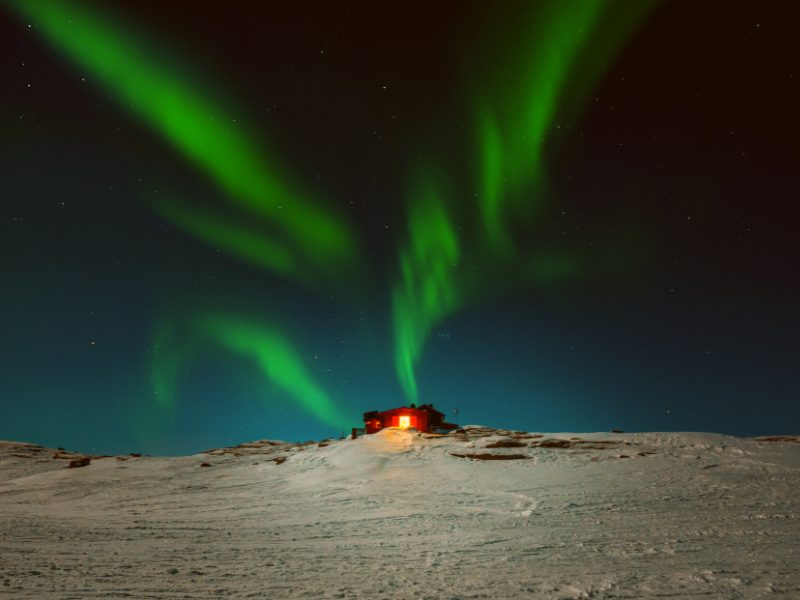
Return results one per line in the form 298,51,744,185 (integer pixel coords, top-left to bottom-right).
1,427,798,599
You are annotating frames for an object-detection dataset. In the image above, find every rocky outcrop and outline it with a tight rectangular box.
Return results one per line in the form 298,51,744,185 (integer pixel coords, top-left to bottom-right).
450,453,530,460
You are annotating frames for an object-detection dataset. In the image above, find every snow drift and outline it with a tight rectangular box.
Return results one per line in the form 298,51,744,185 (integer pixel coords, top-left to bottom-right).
1,427,798,599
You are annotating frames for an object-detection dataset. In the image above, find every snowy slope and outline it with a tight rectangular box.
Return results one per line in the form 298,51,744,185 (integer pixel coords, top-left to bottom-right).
0,427,798,599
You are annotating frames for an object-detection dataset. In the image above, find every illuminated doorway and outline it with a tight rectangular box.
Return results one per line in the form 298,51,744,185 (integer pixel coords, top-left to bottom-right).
399,415,411,429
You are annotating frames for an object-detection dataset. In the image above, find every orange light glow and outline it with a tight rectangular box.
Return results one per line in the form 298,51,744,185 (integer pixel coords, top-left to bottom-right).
399,415,411,429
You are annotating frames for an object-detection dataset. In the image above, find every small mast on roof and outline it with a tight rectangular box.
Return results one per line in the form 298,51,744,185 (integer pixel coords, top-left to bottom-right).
359,403,458,435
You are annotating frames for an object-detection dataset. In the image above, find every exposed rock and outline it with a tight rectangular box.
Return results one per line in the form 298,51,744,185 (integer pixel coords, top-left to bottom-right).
53,451,80,460
572,440,623,450
485,439,528,448
535,439,572,448
204,438,292,457
236,440,285,449
67,457,90,468
529,438,624,450
450,453,530,461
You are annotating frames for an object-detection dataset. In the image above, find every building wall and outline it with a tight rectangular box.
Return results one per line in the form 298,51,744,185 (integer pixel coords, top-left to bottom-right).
367,408,430,433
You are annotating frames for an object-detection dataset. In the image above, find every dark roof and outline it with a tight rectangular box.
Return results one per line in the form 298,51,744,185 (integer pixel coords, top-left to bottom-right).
417,403,444,417
362,404,446,420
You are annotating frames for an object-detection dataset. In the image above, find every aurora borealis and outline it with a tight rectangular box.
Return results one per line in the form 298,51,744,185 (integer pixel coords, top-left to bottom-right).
6,0,361,290
2,1,798,454
391,1,657,402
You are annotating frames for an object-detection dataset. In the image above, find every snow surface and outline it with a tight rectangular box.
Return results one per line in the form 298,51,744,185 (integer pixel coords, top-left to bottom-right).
1,426,798,599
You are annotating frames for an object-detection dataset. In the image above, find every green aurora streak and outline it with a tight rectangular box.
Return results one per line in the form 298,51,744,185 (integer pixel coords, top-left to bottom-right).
7,0,356,426
392,1,657,402
151,313,340,428
476,1,603,250
392,176,461,401
11,0,657,423
8,0,360,288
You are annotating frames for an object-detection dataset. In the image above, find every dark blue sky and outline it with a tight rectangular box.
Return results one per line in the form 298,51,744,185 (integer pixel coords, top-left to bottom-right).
1,1,798,454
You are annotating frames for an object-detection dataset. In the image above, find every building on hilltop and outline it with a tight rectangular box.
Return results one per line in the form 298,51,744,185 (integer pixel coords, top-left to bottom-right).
358,403,458,436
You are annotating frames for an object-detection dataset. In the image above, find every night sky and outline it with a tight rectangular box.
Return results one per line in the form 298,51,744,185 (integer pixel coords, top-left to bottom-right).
2,1,798,455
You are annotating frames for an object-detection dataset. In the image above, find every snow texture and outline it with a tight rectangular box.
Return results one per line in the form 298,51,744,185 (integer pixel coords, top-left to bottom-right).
1,427,798,599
